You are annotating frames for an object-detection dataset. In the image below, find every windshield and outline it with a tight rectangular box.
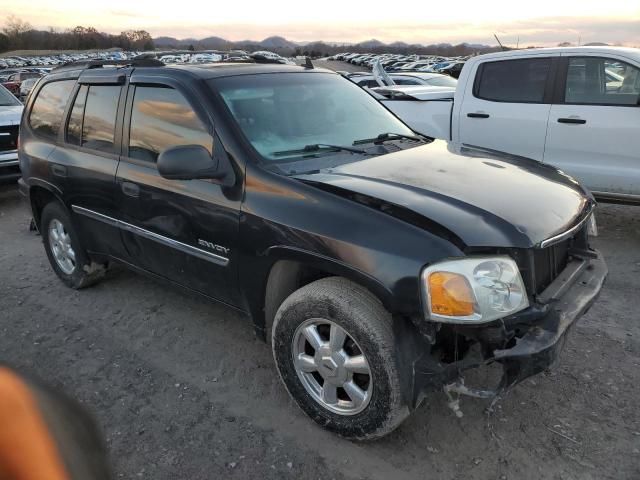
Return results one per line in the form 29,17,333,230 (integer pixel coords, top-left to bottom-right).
0,85,21,106
211,72,415,162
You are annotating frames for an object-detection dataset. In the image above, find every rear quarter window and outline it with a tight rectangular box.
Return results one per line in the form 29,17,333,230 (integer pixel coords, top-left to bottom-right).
29,80,76,140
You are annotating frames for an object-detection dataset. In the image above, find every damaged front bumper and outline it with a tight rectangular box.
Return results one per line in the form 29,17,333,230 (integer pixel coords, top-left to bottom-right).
410,250,608,407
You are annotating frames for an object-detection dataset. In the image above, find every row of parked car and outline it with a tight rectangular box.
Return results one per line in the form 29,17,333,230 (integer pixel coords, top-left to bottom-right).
0,48,298,103
157,50,295,65
0,69,48,101
329,52,468,78
0,50,141,69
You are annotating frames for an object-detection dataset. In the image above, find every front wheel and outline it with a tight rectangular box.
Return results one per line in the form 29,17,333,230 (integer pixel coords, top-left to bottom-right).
271,277,410,440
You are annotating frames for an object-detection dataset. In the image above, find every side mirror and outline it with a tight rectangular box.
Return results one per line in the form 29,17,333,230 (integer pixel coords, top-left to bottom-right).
157,145,225,181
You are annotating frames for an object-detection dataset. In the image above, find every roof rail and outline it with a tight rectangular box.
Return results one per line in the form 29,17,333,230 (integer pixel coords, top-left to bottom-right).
53,57,164,72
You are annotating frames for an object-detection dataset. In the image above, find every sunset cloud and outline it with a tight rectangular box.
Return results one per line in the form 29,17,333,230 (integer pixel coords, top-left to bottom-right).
1,0,638,46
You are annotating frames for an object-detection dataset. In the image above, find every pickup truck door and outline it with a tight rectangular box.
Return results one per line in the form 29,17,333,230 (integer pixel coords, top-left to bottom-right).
115,78,243,307
456,55,558,161
543,54,640,199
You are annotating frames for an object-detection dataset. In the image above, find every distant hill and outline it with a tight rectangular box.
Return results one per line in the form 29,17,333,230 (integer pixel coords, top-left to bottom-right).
259,36,298,49
152,35,499,56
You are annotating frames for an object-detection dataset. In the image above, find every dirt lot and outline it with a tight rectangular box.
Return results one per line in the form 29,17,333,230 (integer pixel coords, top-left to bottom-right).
1,179,639,480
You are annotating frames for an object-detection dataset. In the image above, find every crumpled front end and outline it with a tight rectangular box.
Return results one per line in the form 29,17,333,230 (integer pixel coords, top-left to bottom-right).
409,225,608,411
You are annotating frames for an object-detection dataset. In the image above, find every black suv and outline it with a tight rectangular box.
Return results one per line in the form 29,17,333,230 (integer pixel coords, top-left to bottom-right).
18,59,607,439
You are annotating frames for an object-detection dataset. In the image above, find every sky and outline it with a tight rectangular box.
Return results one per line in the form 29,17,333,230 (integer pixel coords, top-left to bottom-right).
1,0,639,47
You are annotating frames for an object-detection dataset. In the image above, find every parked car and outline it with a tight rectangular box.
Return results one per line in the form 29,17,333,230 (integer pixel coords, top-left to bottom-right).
372,47,640,203
436,61,465,78
371,85,457,139
346,71,457,88
2,71,42,96
251,51,292,64
19,76,41,101
19,60,606,440
0,84,23,182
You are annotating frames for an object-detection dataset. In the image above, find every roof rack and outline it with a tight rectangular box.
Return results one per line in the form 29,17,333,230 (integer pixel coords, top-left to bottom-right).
53,57,164,72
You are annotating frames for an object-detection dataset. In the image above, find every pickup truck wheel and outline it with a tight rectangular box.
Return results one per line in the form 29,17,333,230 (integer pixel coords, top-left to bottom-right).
40,202,105,289
272,277,410,440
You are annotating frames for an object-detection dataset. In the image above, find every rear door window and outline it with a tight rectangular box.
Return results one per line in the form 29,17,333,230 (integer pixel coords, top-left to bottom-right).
29,80,76,140
565,57,640,105
475,58,551,103
128,86,212,162
80,86,121,153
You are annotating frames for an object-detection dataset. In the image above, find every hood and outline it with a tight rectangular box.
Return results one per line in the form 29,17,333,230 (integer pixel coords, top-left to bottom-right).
295,141,592,249
0,106,23,126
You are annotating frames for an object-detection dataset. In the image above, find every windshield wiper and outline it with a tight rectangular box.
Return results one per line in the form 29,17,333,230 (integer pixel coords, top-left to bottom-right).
272,143,368,157
353,132,425,145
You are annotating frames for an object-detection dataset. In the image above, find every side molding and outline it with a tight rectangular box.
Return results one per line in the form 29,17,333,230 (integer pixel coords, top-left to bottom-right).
71,205,229,267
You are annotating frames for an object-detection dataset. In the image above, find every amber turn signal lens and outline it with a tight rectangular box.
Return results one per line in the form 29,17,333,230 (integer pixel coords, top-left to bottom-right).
428,272,476,317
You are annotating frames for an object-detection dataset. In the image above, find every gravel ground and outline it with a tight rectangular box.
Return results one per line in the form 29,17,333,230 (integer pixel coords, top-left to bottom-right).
1,177,639,480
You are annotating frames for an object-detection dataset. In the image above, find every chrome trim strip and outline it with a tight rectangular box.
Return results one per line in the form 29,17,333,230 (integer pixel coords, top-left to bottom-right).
71,205,229,267
539,205,595,249
72,205,119,227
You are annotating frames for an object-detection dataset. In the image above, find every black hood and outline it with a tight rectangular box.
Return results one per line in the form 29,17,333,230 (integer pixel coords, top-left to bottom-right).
295,141,593,249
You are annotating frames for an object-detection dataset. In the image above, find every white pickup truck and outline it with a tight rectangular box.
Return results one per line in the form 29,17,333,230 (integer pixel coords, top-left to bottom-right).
372,47,640,203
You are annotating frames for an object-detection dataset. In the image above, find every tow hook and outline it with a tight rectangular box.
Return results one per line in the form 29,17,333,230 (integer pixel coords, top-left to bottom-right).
443,379,497,418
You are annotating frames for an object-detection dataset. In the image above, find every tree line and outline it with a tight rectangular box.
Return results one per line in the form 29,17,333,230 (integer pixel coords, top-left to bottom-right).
0,15,154,53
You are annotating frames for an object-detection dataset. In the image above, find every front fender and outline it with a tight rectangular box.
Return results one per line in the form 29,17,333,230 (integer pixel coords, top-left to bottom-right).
265,245,395,308
240,245,396,340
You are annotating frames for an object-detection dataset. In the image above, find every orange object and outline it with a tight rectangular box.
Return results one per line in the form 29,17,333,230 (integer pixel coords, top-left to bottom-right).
428,272,476,316
0,367,70,480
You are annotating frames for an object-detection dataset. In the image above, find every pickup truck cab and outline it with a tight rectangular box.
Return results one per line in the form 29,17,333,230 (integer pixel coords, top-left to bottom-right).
19,60,606,439
374,47,640,203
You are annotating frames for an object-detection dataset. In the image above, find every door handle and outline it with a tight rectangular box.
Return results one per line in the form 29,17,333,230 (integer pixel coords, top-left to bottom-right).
121,181,140,198
50,164,67,177
467,112,490,119
557,118,586,124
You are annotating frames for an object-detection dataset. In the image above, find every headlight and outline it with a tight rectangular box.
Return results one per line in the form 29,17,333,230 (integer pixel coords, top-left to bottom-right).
421,256,529,324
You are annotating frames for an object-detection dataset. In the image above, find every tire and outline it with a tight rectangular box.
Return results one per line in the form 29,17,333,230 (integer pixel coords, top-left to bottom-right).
272,276,410,440
40,202,105,289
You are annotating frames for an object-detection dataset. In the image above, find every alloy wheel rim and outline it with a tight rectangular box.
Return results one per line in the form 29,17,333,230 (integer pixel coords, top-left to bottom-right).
292,318,372,415
48,218,76,275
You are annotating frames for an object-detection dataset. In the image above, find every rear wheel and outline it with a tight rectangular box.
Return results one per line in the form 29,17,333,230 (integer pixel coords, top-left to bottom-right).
272,277,410,440
41,202,105,289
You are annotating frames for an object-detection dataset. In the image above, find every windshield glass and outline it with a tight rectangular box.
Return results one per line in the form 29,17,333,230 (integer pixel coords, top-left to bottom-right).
211,72,415,162
0,85,21,106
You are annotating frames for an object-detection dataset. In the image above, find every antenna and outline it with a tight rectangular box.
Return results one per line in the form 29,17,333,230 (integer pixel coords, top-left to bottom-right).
304,56,314,69
494,34,508,51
